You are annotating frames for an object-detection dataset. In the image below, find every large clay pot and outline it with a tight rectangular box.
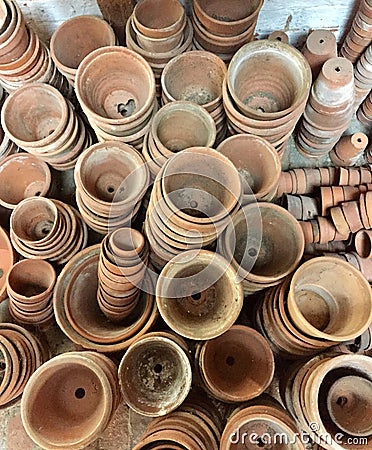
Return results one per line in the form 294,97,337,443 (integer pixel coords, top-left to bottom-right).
118,332,192,416
156,250,243,340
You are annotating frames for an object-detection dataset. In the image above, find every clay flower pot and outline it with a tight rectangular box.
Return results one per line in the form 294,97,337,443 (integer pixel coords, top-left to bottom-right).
0,153,51,209
302,29,337,78
50,15,116,85
288,256,372,342
217,134,281,203
355,229,372,258
21,352,120,449
118,332,192,416
0,226,15,302
268,30,289,43
133,0,185,39
197,325,275,402
156,250,243,340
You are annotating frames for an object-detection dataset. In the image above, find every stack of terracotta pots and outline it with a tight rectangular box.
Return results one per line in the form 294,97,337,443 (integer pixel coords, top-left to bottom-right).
142,101,216,178
0,322,46,407
192,0,263,62
224,40,312,155
75,46,156,149
217,135,281,204
6,259,55,327
277,167,339,197
302,29,338,78
0,125,18,160
357,90,372,125
118,331,192,416
195,325,275,403
320,184,370,216
338,166,372,185
161,51,227,143
0,0,71,96
330,132,369,166
10,197,88,265
50,15,116,87
156,250,244,340
97,228,149,323
354,44,372,104
299,216,350,245
54,245,158,353
133,394,222,449
74,142,149,234
144,147,241,267
282,354,372,450
220,399,304,450
340,0,372,64
1,83,92,170
21,351,120,449
0,226,14,302
297,57,355,158
218,203,304,293
281,194,320,221
0,154,51,209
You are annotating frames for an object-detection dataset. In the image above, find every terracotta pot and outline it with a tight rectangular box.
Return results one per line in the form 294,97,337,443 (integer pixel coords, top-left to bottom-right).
330,132,368,167
198,325,274,402
21,352,119,449
268,30,289,43
0,153,51,209
0,226,15,302
302,29,337,78
355,229,372,258
133,0,185,39
288,256,372,342
217,134,281,203
156,250,243,340
193,0,263,37
341,200,364,233
50,15,116,84
118,332,192,416
218,203,304,293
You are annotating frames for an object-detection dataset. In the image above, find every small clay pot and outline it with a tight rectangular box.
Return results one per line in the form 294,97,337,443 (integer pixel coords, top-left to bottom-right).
302,29,337,78
118,332,192,416
156,250,243,340
355,229,372,258
268,30,289,44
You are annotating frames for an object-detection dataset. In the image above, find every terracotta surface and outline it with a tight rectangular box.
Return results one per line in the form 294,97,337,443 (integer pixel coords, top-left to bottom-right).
0,226,15,302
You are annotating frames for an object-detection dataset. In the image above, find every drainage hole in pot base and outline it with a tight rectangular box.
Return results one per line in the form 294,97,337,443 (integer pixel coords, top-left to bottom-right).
226,356,235,366
153,364,163,374
75,388,86,399
117,99,136,118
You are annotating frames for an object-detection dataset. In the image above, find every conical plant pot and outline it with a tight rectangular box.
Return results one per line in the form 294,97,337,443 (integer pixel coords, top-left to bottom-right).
156,250,243,340
197,325,275,402
118,332,192,417
287,256,372,342
0,153,51,209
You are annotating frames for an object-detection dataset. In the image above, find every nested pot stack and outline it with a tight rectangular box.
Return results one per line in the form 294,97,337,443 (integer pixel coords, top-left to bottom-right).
301,29,338,78
144,146,242,268
161,50,227,143
97,228,149,323
0,153,51,209
354,43,372,105
330,132,369,167
299,217,350,245
1,83,93,171
142,100,216,178
53,245,158,353
357,90,372,125
74,142,149,234
192,0,263,62
224,39,312,155
320,184,369,216
330,191,372,235
0,124,19,161
0,0,71,97
126,0,192,98
0,226,14,302
0,322,46,407
10,197,88,265
281,194,320,221
218,203,305,293
75,46,157,150
118,331,192,417
297,57,355,158
340,0,372,64
6,259,56,327
50,15,116,87
282,354,372,450
21,351,120,450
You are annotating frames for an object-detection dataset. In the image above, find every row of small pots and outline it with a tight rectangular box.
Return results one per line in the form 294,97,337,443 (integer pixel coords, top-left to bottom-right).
299,217,350,244
1,83,93,170
98,228,149,322
330,132,369,167
161,50,227,144
10,197,88,265
330,191,372,234
320,184,370,216
296,57,355,158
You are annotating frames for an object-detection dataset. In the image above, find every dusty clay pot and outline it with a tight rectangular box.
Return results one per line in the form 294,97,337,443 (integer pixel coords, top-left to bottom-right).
0,226,15,302
217,134,281,203
302,29,337,78
198,325,275,402
355,229,372,258
118,332,192,417
21,352,119,449
268,30,289,43
156,250,243,340
288,256,372,342
0,153,51,209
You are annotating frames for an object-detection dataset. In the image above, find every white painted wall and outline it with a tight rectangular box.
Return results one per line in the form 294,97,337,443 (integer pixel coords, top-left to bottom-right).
18,0,360,46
